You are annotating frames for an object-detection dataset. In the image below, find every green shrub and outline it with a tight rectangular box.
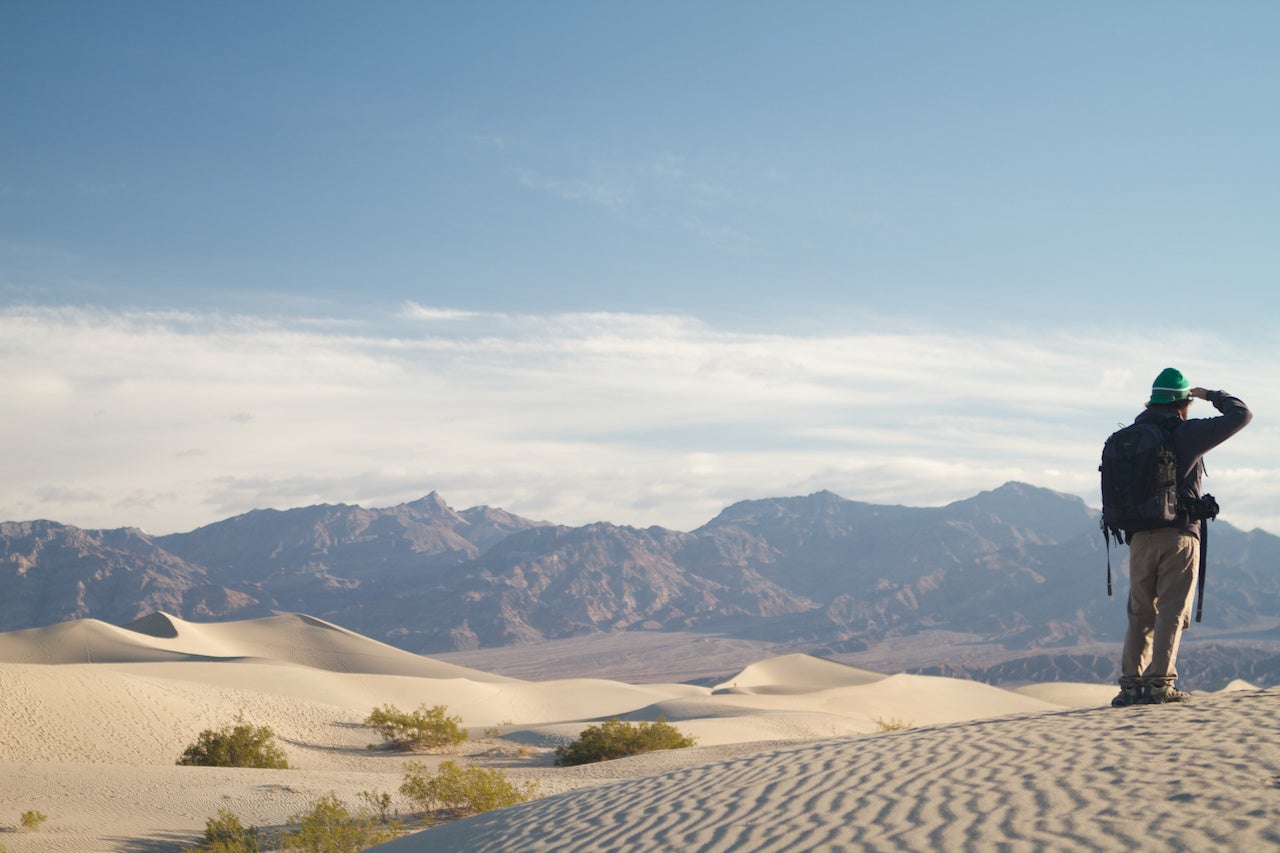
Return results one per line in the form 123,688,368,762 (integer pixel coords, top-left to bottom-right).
277,793,398,853
554,716,697,766
181,808,262,853
400,760,538,818
177,713,289,769
357,789,394,822
19,809,48,831
365,703,469,751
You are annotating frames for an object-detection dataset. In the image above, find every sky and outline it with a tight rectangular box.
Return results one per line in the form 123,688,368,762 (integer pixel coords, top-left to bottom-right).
2,2,1278,537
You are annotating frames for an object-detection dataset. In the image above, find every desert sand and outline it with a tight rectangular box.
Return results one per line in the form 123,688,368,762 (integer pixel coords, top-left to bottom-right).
0,613,1274,852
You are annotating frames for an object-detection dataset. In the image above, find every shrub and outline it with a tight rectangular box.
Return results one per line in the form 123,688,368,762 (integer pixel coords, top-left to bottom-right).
177,713,290,769
357,789,394,823
874,717,914,732
181,808,262,853
365,703,469,751
19,809,48,831
554,716,697,766
400,760,538,818
277,793,399,853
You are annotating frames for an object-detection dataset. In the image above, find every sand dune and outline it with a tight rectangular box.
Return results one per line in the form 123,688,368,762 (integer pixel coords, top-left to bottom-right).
0,612,512,681
0,612,1270,852
373,688,1280,852
1012,681,1120,708
712,653,887,694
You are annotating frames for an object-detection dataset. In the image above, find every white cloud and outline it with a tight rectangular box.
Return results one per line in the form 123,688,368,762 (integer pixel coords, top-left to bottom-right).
2,304,1277,537
399,303,490,321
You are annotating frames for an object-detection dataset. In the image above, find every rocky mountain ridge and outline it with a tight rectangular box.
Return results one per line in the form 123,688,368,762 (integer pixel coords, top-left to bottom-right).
4,483,1280,687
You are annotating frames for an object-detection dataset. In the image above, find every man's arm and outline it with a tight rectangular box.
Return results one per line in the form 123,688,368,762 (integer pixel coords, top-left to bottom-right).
1184,387,1252,453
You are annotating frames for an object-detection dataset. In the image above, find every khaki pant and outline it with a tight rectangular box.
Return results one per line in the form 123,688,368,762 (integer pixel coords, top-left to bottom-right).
1119,527,1199,685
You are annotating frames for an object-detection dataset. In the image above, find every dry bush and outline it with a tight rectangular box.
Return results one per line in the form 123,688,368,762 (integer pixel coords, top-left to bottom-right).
277,793,400,853
554,716,697,766
180,807,261,853
177,713,289,769
400,760,538,819
874,716,914,732
184,795,402,853
365,703,469,751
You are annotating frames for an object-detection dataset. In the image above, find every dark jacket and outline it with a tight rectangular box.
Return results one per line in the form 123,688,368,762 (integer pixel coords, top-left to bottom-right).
1134,390,1252,538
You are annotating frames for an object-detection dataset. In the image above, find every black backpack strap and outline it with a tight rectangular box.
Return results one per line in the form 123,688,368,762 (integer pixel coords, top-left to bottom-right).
1188,494,1218,624
1195,518,1208,623
1101,521,1115,597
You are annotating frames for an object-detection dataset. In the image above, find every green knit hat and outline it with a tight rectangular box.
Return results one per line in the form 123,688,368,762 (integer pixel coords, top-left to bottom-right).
1149,367,1190,405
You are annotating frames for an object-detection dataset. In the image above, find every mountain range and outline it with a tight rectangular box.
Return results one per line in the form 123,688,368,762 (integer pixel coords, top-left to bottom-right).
4,483,1280,687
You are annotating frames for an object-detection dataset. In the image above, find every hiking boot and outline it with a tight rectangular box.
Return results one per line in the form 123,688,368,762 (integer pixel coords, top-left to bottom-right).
1111,683,1144,707
1143,682,1192,704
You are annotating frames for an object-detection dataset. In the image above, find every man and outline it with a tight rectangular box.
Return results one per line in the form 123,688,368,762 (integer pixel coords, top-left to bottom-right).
1113,367,1251,707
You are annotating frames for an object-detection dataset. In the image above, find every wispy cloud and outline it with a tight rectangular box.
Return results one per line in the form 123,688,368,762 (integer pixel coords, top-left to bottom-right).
509,148,747,251
399,303,490,321
517,168,630,209
680,218,753,252
2,305,1276,536
468,134,512,151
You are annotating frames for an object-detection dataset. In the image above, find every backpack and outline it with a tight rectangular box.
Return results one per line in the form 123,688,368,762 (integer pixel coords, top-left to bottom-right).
1100,419,1180,540
1098,418,1180,595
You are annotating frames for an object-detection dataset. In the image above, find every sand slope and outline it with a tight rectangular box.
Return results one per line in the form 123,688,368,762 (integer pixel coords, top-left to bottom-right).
375,689,1280,852
1,612,1265,852
0,611,513,680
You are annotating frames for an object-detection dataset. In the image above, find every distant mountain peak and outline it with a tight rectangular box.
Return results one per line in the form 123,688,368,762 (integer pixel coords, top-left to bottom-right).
701,490,858,528
947,481,1092,516
405,491,452,512
976,481,1084,503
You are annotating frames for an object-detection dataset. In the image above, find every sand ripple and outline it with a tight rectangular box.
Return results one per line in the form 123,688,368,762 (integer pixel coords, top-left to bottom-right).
376,689,1280,852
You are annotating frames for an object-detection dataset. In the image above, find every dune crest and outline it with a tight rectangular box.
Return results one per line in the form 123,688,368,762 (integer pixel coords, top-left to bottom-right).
0,612,514,681
713,652,888,694
123,611,181,638
1220,678,1263,692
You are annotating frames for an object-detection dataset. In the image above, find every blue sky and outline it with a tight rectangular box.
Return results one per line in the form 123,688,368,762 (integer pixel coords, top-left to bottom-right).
3,2,1278,535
